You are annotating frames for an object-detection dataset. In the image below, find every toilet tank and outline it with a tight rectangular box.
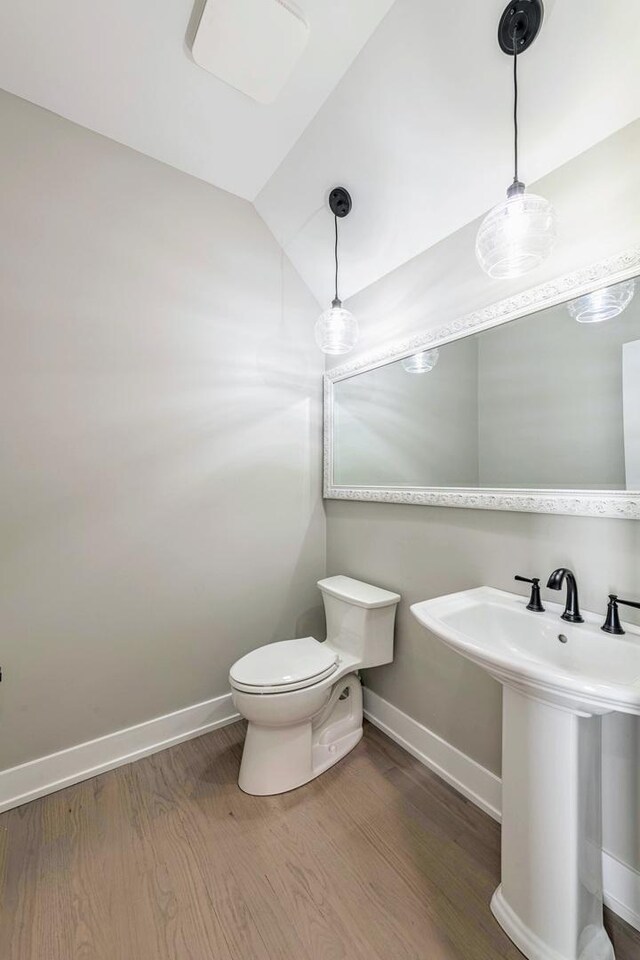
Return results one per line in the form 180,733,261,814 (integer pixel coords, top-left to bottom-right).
318,576,401,669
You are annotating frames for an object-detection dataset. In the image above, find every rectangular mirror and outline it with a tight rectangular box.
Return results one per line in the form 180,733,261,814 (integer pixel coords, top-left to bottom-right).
324,249,640,518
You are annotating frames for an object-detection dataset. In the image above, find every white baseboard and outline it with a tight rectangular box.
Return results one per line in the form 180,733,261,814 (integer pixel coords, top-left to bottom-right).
0,693,240,815
363,686,502,821
363,687,640,934
603,850,640,932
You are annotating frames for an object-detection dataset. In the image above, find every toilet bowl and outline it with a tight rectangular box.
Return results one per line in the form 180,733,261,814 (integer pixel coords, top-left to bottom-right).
229,575,400,795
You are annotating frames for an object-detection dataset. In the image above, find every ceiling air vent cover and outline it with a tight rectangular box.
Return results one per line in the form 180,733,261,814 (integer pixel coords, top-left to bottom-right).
191,0,310,104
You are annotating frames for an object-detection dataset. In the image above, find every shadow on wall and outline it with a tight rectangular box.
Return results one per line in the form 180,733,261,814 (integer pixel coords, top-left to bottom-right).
603,713,640,871
183,0,207,54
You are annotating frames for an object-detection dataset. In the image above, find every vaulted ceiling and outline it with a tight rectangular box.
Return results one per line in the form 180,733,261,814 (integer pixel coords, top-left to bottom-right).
1,0,638,303
0,0,394,200
256,0,640,301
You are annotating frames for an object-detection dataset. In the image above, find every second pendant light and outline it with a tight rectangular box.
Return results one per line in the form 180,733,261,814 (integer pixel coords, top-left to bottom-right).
315,187,359,355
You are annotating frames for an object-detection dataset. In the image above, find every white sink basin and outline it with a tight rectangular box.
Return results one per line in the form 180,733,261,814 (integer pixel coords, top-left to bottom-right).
411,586,640,716
411,585,639,960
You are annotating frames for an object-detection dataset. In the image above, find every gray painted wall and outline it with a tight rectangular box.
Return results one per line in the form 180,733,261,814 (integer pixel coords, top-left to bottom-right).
0,91,325,771
333,336,479,487
327,121,640,872
477,296,636,489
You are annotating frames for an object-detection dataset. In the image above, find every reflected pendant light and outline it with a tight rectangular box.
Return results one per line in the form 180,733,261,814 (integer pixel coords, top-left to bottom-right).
567,279,636,324
476,1,557,279
401,348,440,374
315,187,359,355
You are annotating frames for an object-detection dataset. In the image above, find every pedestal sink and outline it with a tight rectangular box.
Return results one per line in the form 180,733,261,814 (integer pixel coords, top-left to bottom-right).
411,586,640,960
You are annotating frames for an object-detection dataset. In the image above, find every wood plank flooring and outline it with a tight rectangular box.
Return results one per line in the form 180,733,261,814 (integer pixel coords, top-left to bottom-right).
0,720,638,960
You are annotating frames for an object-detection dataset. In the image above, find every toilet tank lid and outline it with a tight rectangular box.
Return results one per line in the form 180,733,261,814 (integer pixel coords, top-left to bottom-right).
318,576,401,609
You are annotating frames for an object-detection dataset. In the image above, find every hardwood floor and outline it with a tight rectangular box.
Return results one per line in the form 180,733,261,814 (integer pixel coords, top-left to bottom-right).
0,721,638,960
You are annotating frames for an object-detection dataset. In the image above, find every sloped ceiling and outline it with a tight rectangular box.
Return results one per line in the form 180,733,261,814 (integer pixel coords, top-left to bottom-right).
0,0,638,302
0,0,395,201
256,0,640,302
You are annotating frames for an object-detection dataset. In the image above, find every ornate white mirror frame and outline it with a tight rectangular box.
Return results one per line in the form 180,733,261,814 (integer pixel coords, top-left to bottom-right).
324,246,640,519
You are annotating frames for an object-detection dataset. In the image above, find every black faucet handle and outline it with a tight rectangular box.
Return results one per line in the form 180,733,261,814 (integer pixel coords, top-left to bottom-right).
514,575,545,613
602,594,640,635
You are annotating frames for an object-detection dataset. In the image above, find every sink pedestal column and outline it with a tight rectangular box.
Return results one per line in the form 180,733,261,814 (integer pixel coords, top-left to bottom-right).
492,685,614,960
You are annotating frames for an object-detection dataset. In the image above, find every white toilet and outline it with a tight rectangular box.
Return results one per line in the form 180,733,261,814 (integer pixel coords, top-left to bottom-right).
229,575,400,796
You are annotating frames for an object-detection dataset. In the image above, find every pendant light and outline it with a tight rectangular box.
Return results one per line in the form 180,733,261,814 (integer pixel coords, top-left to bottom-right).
476,1,557,279
315,187,359,355
567,279,636,324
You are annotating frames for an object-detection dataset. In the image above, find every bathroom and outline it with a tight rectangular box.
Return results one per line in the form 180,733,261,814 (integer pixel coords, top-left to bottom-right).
0,1,639,958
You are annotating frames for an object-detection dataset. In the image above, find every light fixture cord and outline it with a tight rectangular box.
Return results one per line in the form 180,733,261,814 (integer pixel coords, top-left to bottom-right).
334,214,339,302
512,27,519,184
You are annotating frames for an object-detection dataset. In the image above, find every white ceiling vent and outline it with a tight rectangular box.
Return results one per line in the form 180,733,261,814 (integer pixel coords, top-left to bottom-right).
192,0,310,105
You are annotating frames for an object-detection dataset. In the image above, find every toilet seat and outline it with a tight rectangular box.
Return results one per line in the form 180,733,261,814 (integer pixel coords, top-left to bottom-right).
229,637,338,694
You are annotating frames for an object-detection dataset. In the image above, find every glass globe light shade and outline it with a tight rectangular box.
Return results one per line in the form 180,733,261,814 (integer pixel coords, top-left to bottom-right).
401,348,440,374
476,187,557,279
567,279,636,324
314,300,358,355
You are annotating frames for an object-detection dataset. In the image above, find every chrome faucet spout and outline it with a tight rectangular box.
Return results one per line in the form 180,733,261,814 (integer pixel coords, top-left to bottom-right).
547,568,584,624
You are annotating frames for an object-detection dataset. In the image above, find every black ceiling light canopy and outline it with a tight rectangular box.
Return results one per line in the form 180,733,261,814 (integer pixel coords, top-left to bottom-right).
498,0,544,55
328,187,352,220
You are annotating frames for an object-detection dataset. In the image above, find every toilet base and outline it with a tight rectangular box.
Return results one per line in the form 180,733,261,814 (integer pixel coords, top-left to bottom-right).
238,674,363,796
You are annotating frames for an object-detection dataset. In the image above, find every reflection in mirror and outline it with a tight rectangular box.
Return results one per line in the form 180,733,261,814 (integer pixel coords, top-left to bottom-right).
401,348,440,374
332,276,639,491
